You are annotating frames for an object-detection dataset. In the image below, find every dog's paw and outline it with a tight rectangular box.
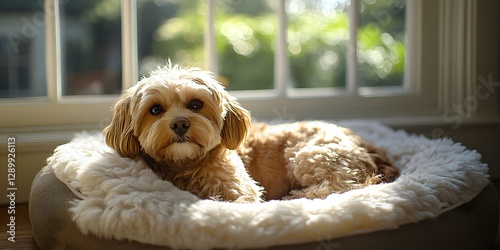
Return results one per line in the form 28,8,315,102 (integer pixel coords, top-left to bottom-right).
209,195,224,202
284,183,338,200
282,190,307,200
234,194,263,203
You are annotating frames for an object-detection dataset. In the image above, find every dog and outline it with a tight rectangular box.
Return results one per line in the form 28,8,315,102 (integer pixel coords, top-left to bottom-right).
104,63,399,202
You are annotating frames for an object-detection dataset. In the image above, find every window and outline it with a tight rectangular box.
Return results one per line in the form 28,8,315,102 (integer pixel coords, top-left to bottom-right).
60,0,122,96
136,0,406,91
0,0,491,129
1,2,47,98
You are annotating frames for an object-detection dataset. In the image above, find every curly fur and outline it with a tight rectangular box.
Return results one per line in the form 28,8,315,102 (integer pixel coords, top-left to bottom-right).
104,63,399,202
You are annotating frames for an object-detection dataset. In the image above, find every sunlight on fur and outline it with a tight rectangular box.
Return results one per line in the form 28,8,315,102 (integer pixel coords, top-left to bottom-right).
104,62,399,202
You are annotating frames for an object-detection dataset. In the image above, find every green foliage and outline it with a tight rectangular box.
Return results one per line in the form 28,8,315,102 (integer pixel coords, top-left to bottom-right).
358,0,406,86
288,11,349,88
152,13,205,66
358,24,405,87
149,0,406,90
215,14,276,90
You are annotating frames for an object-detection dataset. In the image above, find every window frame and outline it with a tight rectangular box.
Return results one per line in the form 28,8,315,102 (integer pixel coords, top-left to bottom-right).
0,0,489,128
210,0,436,120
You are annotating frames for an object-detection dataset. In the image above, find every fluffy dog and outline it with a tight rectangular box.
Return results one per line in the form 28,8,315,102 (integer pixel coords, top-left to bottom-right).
104,64,398,202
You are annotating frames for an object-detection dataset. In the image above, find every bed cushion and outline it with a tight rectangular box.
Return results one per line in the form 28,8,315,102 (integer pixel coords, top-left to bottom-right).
29,121,497,249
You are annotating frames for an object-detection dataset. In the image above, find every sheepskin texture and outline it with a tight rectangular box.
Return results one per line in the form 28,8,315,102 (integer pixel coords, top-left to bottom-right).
45,121,490,249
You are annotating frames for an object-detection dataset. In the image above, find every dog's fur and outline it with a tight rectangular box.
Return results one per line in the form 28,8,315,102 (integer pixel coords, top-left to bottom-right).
104,64,399,202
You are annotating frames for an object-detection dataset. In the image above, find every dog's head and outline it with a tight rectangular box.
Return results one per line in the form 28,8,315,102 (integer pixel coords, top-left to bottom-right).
104,64,251,162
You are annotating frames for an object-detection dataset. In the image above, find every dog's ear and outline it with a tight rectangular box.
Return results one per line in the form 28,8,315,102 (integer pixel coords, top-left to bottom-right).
104,95,140,158
221,97,251,150
191,72,251,149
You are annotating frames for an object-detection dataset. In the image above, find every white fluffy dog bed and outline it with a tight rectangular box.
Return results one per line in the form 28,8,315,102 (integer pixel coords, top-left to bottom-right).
37,121,490,249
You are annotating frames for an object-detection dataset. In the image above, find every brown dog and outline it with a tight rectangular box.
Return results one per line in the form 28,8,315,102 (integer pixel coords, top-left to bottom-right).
104,64,398,202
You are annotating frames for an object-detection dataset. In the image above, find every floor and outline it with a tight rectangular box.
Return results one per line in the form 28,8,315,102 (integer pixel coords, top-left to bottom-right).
2,184,500,250
1,204,38,249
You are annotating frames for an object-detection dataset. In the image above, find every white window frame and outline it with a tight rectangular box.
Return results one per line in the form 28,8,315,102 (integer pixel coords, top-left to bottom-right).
210,0,429,120
0,0,489,129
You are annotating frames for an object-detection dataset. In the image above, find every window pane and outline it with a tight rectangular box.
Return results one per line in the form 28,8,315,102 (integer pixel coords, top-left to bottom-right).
358,0,406,87
0,2,47,98
287,0,350,89
138,0,205,78
216,0,276,90
61,0,122,96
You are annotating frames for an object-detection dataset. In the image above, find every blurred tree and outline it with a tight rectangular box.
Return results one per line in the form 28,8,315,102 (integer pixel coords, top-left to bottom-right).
288,7,349,88
215,10,276,90
358,0,406,87
141,0,406,90
146,0,205,75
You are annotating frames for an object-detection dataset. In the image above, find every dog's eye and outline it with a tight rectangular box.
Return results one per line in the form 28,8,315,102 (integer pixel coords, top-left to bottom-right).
187,99,203,110
149,105,164,115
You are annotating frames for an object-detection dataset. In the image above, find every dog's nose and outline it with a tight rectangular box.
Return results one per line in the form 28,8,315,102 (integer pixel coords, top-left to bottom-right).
170,117,190,135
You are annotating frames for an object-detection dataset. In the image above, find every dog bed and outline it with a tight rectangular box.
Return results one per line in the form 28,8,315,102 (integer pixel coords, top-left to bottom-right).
29,121,497,249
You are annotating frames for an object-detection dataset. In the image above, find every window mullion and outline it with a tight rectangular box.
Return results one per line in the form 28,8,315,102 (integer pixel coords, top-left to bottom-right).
404,0,421,93
45,0,61,102
347,0,359,95
275,0,288,97
122,0,138,91
205,0,217,74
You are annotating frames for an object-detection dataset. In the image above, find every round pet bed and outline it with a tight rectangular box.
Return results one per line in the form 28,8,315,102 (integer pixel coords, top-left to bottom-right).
29,121,498,249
